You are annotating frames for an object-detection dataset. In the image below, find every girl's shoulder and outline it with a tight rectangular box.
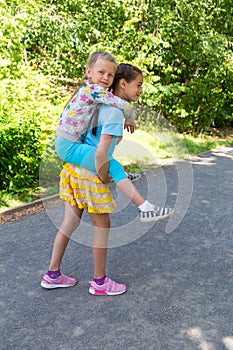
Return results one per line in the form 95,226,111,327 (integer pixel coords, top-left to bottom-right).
74,82,105,95
99,104,124,122
83,82,105,92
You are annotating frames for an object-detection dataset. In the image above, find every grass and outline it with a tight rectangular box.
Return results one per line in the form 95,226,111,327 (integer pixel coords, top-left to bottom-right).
1,127,233,212
0,192,26,210
117,126,233,167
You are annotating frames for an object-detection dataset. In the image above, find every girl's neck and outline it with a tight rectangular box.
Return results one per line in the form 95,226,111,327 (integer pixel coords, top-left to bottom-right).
113,88,128,101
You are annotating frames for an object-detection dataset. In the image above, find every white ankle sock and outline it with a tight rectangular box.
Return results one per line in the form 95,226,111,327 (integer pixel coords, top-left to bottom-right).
138,200,154,212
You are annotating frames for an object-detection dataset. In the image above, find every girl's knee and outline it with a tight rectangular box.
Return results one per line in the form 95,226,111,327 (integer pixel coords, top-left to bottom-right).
89,213,110,228
108,159,127,183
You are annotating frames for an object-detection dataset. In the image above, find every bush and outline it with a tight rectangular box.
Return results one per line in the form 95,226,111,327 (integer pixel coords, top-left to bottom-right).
0,66,64,191
0,122,42,190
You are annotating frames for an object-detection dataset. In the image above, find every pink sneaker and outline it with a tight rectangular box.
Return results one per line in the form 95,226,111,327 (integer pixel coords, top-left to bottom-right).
41,272,77,289
89,277,126,296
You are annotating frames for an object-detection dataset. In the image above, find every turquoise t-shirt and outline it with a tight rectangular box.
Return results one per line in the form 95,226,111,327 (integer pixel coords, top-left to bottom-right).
84,104,124,156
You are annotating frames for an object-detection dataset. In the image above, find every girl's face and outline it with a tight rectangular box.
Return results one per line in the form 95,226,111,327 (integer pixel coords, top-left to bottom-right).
121,74,143,102
86,59,116,89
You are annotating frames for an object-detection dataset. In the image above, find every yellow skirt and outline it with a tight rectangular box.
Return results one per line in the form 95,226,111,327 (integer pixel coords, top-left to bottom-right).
59,163,116,214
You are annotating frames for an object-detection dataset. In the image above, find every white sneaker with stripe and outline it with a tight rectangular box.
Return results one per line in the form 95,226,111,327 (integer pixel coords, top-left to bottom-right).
139,206,174,222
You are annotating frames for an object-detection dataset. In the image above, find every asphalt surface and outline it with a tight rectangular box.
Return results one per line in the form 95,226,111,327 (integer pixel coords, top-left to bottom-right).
1,147,233,350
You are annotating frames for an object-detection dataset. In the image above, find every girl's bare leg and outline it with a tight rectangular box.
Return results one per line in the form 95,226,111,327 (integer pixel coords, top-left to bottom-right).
89,213,110,279
49,202,83,271
116,178,145,206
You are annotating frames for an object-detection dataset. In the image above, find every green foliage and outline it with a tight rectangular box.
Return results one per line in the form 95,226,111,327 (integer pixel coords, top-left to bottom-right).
129,0,233,132
19,0,128,79
2,0,232,130
0,65,64,191
0,121,42,190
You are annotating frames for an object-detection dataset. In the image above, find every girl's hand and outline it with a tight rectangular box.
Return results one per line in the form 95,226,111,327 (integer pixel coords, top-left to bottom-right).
124,121,136,133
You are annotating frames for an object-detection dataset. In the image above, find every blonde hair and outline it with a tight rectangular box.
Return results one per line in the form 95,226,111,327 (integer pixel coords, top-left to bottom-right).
87,51,117,69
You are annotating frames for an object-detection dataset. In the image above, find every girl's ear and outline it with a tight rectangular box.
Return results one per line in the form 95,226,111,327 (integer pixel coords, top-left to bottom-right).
119,78,127,89
86,67,91,78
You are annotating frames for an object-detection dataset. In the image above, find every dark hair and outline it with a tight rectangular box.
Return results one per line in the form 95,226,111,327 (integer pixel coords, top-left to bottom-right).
110,63,142,93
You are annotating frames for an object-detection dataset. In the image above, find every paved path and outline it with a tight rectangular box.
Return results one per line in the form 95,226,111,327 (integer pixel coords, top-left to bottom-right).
1,147,233,350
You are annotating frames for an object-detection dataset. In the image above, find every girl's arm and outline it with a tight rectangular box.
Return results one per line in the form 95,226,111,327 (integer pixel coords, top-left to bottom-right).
79,84,136,129
116,136,123,144
95,134,113,183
